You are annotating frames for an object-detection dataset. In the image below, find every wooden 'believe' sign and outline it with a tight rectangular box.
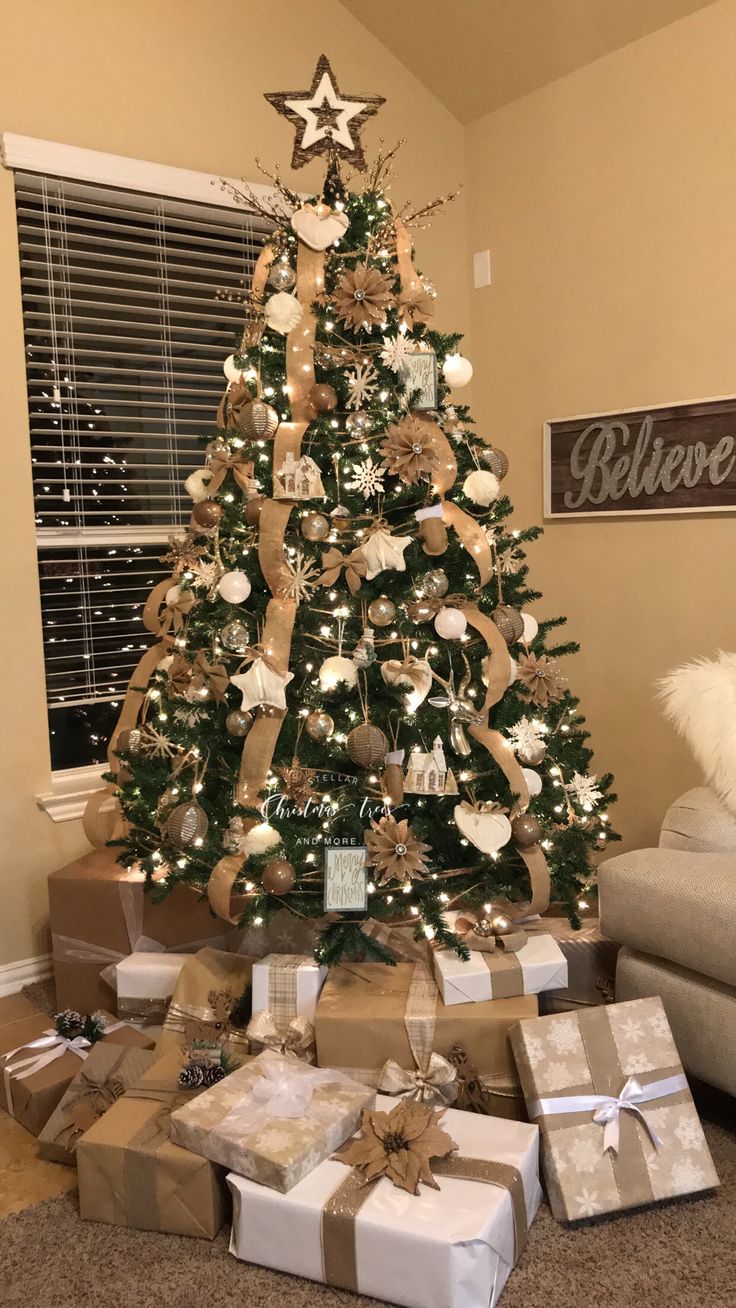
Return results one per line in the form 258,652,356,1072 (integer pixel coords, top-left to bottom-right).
544,396,736,517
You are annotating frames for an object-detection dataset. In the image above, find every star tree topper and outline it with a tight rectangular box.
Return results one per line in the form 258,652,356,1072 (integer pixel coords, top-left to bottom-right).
265,54,385,170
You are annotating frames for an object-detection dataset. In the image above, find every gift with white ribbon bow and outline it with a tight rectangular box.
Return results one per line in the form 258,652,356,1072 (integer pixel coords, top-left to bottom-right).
530,1072,686,1155
377,1051,457,1106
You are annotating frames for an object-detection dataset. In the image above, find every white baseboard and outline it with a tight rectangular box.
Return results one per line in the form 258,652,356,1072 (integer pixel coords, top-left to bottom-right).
0,953,53,998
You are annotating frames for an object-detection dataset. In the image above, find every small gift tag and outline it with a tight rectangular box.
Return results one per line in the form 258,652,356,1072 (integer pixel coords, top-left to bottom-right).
324,845,368,912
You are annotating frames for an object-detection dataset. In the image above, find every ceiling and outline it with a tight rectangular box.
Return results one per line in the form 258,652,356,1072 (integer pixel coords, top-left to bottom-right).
338,0,715,122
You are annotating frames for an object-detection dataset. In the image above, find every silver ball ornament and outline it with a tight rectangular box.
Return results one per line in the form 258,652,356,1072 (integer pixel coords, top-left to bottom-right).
268,262,296,292
225,708,253,737
305,709,334,742
345,411,373,436
367,596,396,627
220,620,250,652
421,569,449,599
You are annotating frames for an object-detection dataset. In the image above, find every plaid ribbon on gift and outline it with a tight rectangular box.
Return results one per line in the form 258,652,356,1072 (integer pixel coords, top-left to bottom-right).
266,955,312,1031
403,964,439,1075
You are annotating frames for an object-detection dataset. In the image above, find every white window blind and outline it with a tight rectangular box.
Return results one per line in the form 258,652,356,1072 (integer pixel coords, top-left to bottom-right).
14,170,272,770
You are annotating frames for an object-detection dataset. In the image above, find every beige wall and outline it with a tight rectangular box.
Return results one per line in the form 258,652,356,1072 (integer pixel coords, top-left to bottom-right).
0,0,469,964
466,0,736,855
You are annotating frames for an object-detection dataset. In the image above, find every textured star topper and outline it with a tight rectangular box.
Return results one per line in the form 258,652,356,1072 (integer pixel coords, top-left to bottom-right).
265,55,385,171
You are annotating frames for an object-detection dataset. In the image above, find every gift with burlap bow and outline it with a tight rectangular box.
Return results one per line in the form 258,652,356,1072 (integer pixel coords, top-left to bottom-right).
453,910,528,955
38,1043,157,1165
318,546,367,596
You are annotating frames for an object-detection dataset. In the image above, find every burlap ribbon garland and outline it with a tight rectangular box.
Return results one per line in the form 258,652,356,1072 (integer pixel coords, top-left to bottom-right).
321,1151,528,1293
51,1047,128,1147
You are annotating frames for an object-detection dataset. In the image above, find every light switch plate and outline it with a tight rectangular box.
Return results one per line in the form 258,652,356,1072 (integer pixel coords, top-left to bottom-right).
473,249,491,288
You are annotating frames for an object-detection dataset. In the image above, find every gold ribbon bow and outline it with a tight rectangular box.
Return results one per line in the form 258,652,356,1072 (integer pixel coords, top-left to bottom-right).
238,646,288,679
245,1010,316,1063
216,378,254,431
166,652,193,698
406,591,467,622
377,1052,458,1107
190,650,229,703
159,588,195,634
454,910,528,954
318,546,367,596
206,447,256,498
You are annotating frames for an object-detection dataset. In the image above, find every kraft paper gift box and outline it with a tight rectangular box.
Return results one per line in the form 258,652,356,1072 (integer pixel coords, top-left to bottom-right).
76,1048,228,1238
156,946,254,1058
528,916,620,1013
434,917,567,1005
315,962,537,1099
170,1049,375,1193
227,1093,542,1308
247,953,328,1059
49,848,235,1014
115,952,190,1024
38,1042,158,1165
510,996,719,1221
0,1007,154,1137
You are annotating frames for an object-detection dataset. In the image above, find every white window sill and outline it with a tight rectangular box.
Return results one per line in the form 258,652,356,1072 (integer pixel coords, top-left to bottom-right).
36,763,108,822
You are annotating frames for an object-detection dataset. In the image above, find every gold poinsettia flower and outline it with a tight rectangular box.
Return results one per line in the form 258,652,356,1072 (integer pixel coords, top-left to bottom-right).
333,1100,457,1195
333,262,394,332
380,415,439,485
364,814,431,886
516,652,566,708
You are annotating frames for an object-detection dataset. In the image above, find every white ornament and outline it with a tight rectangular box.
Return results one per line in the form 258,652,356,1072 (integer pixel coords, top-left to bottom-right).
230,659,293,712
345,361,378,409
361,527,412,580
463,469,500,507
290,203,349,251
522,768,543,798
241,822,282,856
567,772,604,810
442,354,473,388
380,333,411,373
508,716,545,756
223,354,243,384
274,451,325,500
434,607,467,640
185,467,213,503
264,291,303,335
347,458,385,499
520,612,538,643
318,655,358,692
453,801,512,855
508,658,518,686
405,737,457,796
217,570,252,604
380,656,433,711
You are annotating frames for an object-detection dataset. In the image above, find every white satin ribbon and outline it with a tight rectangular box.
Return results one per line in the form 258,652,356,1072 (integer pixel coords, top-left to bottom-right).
530,1072,688,1155
377,1052,458,1107
2,1030,90,1117
216,1052,352,1138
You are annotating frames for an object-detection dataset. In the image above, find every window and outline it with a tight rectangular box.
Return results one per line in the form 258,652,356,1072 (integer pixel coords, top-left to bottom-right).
13,165,271,775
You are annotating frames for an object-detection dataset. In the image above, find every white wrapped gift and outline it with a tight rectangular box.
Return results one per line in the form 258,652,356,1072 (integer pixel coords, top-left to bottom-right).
434,929,567,1006
115,952,189,1024
248,954,327,1058
228,1094,541,1308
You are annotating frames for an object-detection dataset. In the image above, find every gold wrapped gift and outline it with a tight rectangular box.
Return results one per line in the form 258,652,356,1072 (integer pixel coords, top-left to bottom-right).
38,1042,157,1165
156,947,254,1059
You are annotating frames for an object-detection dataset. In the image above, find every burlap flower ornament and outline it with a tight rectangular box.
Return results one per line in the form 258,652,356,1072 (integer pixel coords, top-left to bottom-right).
516,652,566,708
380,415,439,485
364,815,431,885
333,1100,456,1195
333,262,393,332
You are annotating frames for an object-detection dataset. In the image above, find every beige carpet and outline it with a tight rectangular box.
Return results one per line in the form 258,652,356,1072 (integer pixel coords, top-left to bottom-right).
0,1107,733,1308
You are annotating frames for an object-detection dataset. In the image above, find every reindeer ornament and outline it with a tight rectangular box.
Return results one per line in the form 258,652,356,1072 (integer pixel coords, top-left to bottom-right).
428,654,484,757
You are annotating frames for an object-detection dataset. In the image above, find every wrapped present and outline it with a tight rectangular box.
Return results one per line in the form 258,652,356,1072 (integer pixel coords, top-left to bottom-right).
315,962,537,1107
227,1092,541,1308
115,952,190,1024
530,916,619,1013
510,996,719,1221
49,848,235,1014
170,1049,374,1193
156,947,254,1058
76,1048,228,1238
0,1007,153,1137
246,953,327,1061
38,1042,157,1164
434,912,567,1005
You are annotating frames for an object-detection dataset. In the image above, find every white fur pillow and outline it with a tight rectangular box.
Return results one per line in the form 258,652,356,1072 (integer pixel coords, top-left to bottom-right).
657,652,736,815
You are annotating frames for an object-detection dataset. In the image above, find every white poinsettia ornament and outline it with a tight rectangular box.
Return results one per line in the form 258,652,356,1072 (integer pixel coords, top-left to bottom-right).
264,291,303,335
185,467,213,502
230,652,294,712
361,524,413,580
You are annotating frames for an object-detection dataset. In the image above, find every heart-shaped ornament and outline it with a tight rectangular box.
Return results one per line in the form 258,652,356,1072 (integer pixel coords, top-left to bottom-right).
291,204,349,252
453,801,513,855
380,656,432,708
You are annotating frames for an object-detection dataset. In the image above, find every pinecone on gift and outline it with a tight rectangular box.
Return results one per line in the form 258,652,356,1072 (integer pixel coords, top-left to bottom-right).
54,1009,83,1038
202,1065,227,1089
178,1062,206,1089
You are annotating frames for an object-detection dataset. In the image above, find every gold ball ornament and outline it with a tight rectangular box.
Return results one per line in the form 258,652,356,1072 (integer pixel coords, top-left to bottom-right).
307,383,338,414
305,709,335,742
244,496,266,526
225,708,253,737
511,813,543,848
192,499,224,529
367,596,396,627
239,398,280,441
301,512,330,542
166,802,209,848
346,722,389,769
479,445,509,480
345,411,372,436
491,605,525,645
262,858,297,895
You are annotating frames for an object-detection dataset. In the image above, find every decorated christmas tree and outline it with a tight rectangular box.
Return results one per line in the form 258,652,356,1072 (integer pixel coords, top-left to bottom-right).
104,56,618,964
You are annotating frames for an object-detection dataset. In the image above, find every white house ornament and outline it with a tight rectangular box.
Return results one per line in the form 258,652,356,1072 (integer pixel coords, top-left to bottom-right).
361,525,412,580
274,451,325,500
442,353,473,388
264,54,386,171
290,202,349,251
404,738,458,796
264,291,303,336
217,570,251,604
230,655,294,712
463,469,501,507
453,801,512,855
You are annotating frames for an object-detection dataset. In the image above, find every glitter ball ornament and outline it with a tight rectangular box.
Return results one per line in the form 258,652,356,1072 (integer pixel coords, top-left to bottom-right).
511,813,543,848
492,605,524,645
301,512,330,542
346,722,389,769
239,398,280,441
479,445,509,480
345,411,372,436
434,607,467,640
305,708,334,742
217,570,251,603
167,801,209,848
262,858,297,895
225,708,253,737
421,569,449,599
408,598,436,625
367,596,396,627
116,727,142,754
319,654,358,691
268,261,296,292
518,740,547,766
192,499,223,529
220,620,250,652
244,496,265,526
308,383,338,414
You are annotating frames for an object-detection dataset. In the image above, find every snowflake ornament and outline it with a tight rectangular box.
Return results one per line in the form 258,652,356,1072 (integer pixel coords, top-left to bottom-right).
344,361,378,409
276,549,319,603
566,772,604,811
173,705,205,728
507,716,546,756
379,334,411,373
347,457,385,499
190,558,222,595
